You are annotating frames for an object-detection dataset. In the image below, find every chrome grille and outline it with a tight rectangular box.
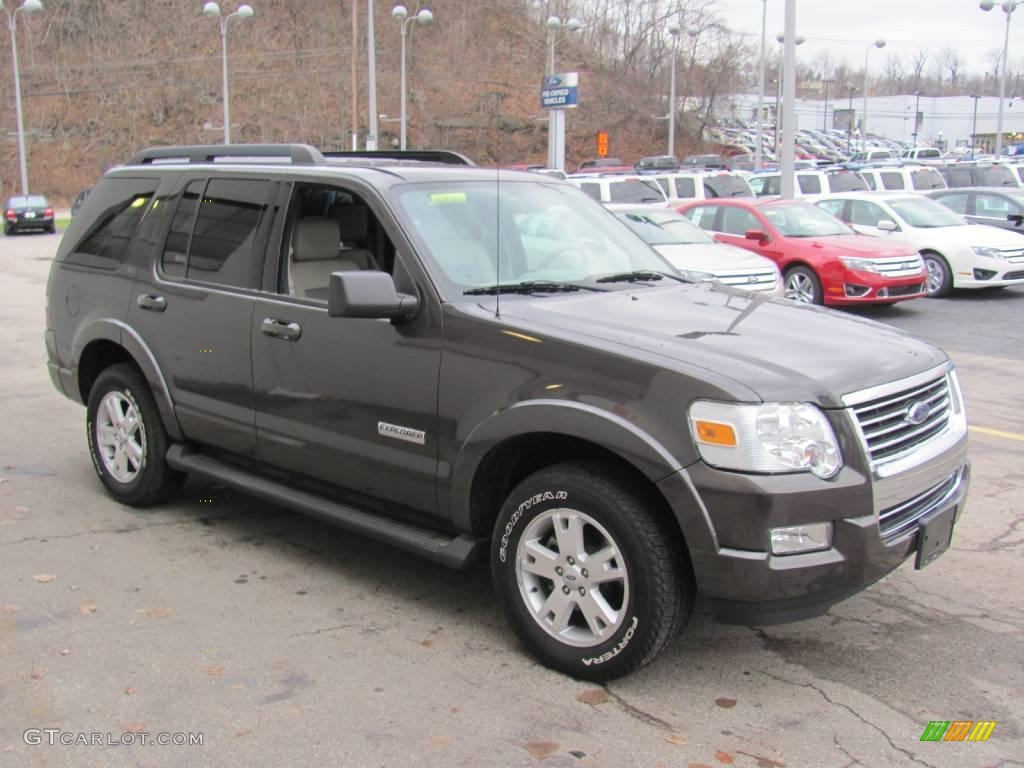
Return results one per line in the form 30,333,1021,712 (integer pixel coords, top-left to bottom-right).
852,374,951,463
998,247,1024,262
878,471,960,540
875,255,924,278
1003,270,1024,280
713,267,779,292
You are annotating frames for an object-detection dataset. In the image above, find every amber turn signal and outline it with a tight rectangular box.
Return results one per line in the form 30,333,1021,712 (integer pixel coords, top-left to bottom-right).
694,420,737,447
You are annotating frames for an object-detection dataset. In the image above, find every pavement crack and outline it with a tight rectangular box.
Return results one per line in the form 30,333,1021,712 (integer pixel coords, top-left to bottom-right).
759,671,938,768
602,686,675,732
287,624,358,639
833,734,863,767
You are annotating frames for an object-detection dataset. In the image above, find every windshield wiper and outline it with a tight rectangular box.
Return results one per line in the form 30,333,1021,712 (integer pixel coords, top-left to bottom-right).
464,280,602,296
594,270,686,284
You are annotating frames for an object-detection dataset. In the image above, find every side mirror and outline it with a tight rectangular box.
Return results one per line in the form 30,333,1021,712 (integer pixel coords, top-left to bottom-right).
1008,213,1024,227
328,271,419,321
877,220,898,232
744,228,768,242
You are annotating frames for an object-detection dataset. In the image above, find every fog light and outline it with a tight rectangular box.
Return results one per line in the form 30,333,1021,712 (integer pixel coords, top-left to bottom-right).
769,523,833,555
844,283,871,297
973,268,997,281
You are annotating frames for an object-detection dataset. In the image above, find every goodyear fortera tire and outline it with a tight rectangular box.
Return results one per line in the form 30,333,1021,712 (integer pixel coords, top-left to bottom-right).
86,363,184,507
491,462,692,681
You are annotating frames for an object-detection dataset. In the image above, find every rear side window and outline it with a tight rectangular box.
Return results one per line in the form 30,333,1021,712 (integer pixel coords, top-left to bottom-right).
674,177,697,198
977,166,1016,187
64,177,159,270
703,175,752,198
187,179,270,286
942,168,973,187
828,172,867,192
578,183,601,201
608,180,664,203
911,169,945,190
797,175,822,194
861,173,877,190
880,172,906,190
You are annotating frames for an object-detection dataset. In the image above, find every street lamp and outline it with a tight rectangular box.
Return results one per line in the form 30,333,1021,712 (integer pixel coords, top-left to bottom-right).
861,38,886,152
774,32,805,156
911,90,922,148
392,5,433,151
846,85,859,155
203,2,254,145
970,94,981,158
754,0,768,170
981,0,1019,157
545,15,581,170
2,0,43,196
667,22,680,157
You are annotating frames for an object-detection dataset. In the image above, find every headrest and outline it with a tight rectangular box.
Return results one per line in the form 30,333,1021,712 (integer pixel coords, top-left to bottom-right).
292,217,340,262
328,202,369,242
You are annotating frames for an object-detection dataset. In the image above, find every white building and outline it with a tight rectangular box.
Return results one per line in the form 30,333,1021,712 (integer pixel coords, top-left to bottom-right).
718,93,1024,152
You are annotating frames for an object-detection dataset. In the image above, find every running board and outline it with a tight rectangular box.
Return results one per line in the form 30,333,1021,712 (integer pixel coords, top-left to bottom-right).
165,444,484,570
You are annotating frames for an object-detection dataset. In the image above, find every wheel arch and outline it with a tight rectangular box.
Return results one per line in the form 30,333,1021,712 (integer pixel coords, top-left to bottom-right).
73,320,183,441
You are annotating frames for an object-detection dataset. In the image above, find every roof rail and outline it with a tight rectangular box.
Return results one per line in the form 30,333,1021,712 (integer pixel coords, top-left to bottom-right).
322,149,475,166
126,144,325,166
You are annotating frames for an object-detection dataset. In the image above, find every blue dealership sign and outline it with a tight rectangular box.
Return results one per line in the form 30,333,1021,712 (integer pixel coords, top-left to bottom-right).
541,72,579,109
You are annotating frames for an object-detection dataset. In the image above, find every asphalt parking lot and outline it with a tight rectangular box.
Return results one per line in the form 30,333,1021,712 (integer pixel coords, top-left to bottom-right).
1,231,1022,768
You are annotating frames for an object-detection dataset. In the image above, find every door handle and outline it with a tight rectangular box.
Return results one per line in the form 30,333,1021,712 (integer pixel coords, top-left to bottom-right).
137,294,167,312
261,318,302,341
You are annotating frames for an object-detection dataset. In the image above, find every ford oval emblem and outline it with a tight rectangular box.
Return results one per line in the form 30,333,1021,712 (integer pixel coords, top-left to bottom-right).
905,401,932,426
544,75,562,88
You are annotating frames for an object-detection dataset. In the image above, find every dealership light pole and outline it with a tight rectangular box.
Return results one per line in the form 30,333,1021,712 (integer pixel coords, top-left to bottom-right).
367,0,378,149
203,2,254,145
911,90,922,148
754,0,768,169
846,85,858,155
667,22,680,157
774,32,804,160
546,14,581,170
981,0,1018,157
2,0,42,196
861,38,886,152
391,5,433,151
970,94,981,158
779,0,797,199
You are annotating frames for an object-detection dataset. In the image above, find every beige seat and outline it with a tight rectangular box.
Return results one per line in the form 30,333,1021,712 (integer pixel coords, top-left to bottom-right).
290,217,363,300
328,201,379,271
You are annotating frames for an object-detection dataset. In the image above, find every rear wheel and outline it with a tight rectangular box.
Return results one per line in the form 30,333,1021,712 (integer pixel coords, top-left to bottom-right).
784,265,823,305
491,462,692,680
86,363,184,506
4,225,12,236
922,251,952,297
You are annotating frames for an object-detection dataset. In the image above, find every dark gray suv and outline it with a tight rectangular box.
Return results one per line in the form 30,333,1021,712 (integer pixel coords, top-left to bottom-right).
45,144,970,680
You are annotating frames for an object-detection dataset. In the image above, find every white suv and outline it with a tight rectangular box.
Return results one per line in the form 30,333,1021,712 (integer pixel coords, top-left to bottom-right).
899,147,943,164
859,165,947,193
565,174,667,209
640,171,753,205
749,169,867,200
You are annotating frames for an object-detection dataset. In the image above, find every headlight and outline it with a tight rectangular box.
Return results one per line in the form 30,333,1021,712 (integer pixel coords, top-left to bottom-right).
677,268,715,284
972,246,1004,259
688,400,843,479
840,256,881,273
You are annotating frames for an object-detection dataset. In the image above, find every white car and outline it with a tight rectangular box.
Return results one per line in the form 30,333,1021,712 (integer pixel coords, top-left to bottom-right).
614,207,782,295
564,174,667,210
816,191,1024,296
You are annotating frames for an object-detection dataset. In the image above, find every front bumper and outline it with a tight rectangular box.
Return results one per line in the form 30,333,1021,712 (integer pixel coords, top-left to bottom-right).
660,425,969,625
824,271,926,306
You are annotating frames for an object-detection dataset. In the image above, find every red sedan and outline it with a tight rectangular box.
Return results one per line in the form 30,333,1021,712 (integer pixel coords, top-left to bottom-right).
676,198,926,306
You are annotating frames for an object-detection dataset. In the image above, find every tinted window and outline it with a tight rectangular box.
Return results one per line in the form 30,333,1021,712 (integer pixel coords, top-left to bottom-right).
862,173,877,190
850,200,895,228
880,172,906,190
910,169,945,190
797,175,822,194
719,207,760,235
827,172,867,192
579,183,601,201
942,167,973,187
674,177,697,198
187,179,271,287
607,179,665,204
161,181,204,279
975,193,1013,217
977,166,1016,187
685,205,719,231
703,175,752,198
918,149,941,159
66,177,158,270
935,193,968,214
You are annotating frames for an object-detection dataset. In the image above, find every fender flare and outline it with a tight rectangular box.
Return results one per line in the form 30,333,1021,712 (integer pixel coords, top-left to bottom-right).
71,319,184,441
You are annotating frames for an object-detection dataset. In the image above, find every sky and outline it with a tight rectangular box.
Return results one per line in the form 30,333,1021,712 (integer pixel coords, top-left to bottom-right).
713,0,1014,79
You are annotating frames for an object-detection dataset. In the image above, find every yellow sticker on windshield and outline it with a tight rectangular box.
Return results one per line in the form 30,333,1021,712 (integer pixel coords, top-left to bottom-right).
429,192,467,205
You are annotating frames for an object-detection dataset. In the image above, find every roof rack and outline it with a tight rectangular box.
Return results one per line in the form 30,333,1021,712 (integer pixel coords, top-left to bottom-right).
126,144,325,166
322,149,475,166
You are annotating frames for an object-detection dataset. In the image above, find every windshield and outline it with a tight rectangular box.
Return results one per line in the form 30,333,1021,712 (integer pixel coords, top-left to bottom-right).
608,179,666,203
888,197,965,228
703,175,752,198
615,211,715,245
8,195,47,208
392,180,677,299
762,202,854,237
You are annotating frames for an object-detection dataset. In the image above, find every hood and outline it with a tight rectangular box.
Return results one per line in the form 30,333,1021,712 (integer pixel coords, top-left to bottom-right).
919,223,1024,247
654,242,777,273
497,284,947,408
794,234,918,257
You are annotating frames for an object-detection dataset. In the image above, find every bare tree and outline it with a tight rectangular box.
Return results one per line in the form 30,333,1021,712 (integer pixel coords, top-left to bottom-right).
940,47,964,94
883,53,905,95
910,49,929,92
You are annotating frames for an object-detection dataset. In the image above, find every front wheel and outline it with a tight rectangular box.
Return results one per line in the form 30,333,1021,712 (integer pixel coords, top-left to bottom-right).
491,462,692,680
86,363,184,506
922,252,952,298
784,265,823,305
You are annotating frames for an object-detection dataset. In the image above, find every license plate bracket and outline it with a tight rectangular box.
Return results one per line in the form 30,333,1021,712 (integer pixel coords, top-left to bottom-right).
915,505,956,569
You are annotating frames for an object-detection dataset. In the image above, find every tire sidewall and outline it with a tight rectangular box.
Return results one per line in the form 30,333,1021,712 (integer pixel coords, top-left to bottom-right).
86,371,151,502
923,252,951,297
786,266,822,305
491,473,658,679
